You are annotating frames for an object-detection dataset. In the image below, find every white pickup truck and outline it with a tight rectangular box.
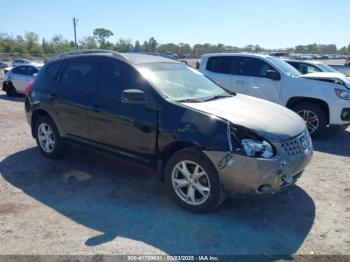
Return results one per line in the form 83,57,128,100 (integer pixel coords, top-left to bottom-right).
199,53,350,136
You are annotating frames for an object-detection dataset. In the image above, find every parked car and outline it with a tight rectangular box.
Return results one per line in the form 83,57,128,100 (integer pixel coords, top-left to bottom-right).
0,61,7,69
345,57,350,66
2,64,42,96
163,52,178,60
283,59,339,74
25,51,313,212
12,59,31,67
199,53,350,136
269,52,289,57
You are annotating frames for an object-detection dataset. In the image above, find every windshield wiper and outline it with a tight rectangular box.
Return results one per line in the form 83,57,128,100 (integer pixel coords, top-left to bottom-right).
176,98,202,103
201,95,232,102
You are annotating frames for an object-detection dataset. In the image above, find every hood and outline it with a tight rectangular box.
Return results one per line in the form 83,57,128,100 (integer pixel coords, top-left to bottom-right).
184,94,306,142
299,72,350,89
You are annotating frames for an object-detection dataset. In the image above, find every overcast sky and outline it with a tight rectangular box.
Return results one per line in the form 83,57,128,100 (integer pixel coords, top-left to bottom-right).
1,0,349,48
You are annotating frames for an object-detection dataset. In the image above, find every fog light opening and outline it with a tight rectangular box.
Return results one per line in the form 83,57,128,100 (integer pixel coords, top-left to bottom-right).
256,184,272,194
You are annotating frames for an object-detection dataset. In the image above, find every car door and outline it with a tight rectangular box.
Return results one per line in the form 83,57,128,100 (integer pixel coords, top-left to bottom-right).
228,56,248,94
88,59,158,163
235,57,282,103
10,66,28,92
204,56,234,90
49,58,96,141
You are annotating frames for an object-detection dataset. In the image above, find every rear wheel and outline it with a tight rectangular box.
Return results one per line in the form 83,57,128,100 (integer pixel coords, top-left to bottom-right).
35,116,66,158
5,82,18,97
292,103,327,137
165,148,224,212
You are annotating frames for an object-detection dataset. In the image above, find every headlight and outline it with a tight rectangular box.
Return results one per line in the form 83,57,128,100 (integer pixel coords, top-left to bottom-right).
335,88,350,100
241,139,274,159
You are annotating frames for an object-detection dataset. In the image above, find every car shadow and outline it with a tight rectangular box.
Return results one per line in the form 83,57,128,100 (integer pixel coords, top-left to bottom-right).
312,126,350,157
0,93,25,102
0,146,315,258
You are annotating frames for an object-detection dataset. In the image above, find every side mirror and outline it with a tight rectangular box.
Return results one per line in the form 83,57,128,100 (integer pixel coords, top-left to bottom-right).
122,89,147,104
266,70,281,80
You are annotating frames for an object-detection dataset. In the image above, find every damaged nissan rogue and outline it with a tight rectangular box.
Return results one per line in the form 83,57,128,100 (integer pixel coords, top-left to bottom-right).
25,51,313,212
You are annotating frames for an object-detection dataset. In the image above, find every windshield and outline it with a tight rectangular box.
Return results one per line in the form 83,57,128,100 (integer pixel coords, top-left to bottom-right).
317,64,338,73
137,63,233,102
267,56,302,77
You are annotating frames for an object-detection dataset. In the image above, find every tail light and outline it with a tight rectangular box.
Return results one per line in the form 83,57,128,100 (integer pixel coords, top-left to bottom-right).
24,82,33,95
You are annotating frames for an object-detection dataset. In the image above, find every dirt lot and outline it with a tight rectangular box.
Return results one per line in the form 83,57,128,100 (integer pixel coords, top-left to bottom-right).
0,90,349,258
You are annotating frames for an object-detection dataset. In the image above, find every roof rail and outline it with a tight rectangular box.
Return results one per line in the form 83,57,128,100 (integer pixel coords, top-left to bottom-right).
46,49,127,62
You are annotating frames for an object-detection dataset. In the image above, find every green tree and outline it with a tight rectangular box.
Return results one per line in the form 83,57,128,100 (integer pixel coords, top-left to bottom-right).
93,28,114,48
24,31,39,52
80,36,98,49
115,38,133,52
142,37,157,52
134,40,142,52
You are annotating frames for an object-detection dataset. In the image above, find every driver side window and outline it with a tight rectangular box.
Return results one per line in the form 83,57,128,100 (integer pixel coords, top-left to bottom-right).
96,61,139,100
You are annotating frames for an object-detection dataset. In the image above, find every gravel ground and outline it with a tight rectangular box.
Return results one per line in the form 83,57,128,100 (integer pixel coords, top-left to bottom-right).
0,90,349,258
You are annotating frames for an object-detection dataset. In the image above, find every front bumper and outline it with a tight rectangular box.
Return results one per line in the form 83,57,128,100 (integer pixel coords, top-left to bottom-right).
329,100,350,125
204,139,313,196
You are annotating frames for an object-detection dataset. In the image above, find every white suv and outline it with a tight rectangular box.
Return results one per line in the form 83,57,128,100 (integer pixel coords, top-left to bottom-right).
199,53,350,136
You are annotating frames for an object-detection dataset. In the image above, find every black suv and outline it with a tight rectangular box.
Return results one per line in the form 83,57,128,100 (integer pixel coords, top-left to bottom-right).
25,51,312,212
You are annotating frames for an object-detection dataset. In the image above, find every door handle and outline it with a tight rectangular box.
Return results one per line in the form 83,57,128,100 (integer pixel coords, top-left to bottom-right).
236,80,245,85
92,105,101,113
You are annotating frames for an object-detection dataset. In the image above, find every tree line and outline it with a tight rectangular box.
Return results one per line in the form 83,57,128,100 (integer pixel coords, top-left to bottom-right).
1,28,349,59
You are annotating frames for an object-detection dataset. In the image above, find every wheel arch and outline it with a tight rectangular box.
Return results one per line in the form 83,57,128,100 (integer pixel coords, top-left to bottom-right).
286,96,330,124
158,141,203,182
31,109,59,138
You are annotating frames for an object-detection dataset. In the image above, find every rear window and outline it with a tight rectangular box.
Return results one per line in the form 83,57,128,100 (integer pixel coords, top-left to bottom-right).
46,62,62,79
61,61,94,90
206,56,233,74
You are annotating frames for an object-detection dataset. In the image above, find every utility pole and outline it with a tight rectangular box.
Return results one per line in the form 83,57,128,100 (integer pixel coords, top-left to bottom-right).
73,17,78,47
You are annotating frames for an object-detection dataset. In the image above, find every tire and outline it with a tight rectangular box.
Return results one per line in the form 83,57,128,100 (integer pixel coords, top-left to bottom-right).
165,147,225,213
5,82,18,97
291,103,327,137
35,115,66,158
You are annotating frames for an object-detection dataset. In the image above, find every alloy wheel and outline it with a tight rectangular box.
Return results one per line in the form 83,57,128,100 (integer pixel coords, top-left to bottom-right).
38,123,55,153
171,160,211,206
297,109,320,135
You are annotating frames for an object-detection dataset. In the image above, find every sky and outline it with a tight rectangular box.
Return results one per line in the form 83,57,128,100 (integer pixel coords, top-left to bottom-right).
0,0,349,49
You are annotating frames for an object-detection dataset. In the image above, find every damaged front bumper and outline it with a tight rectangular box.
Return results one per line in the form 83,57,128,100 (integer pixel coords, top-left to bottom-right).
204,140,313,196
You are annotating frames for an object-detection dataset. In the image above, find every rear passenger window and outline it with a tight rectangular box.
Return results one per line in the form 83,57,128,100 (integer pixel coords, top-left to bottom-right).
206,56,233,74
61,61,94,89
238,57,274,78
96,61,137,99
46,62,62,79
12,66,27,75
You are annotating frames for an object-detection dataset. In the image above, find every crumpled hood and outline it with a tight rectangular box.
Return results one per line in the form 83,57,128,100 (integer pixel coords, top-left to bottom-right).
299,72,350,89
184,94,306,142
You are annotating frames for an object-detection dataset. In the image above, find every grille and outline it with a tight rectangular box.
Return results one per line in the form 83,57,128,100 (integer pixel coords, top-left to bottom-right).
281,136,305,156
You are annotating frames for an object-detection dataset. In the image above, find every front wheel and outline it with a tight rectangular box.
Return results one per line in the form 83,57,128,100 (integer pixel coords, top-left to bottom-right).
292,103,327,137
165,148,225,212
